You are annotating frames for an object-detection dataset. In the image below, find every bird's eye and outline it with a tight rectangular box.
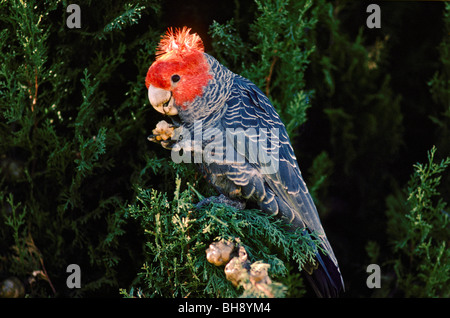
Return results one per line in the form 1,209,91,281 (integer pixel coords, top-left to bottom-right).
171,74,181,83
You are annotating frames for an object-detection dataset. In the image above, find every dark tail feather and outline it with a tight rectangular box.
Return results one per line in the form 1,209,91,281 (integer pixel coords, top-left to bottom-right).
305,250,344,298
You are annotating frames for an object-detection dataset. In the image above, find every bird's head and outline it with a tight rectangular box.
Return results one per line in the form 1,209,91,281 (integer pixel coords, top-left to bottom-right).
145,27,212,115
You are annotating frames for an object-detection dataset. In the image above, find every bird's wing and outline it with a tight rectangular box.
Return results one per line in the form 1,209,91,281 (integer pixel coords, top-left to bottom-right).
221,76,343,296
222,76,324,236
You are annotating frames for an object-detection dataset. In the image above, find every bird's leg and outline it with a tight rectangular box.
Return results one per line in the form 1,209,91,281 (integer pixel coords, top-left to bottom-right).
196,194,246,210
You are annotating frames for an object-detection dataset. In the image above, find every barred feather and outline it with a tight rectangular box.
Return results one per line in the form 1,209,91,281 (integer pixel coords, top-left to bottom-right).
179,53,344,297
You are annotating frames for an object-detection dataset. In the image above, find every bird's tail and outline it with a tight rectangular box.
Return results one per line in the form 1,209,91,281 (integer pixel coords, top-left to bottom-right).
304,249,344,298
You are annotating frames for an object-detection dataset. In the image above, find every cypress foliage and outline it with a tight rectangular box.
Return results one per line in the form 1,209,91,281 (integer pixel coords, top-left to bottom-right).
0,0,162,296
121,177,317,297
384,147,450,297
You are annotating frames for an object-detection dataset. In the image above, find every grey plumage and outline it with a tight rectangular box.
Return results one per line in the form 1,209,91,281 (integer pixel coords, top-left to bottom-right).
171,53,344,297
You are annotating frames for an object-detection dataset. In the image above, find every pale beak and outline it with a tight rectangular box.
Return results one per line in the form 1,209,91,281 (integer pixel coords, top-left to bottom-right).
148,85,179,116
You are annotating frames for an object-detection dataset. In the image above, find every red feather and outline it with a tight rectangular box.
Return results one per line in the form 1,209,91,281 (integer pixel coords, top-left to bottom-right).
156,27,204,61
145,27,212,109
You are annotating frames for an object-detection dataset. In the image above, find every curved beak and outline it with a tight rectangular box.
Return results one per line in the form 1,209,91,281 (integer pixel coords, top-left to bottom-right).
148,85,179,116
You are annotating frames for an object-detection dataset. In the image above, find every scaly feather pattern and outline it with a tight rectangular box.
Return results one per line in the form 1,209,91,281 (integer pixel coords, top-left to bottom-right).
182,54,345,297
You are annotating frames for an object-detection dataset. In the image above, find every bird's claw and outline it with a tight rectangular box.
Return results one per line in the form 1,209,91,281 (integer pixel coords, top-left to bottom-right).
150,120,175,141
148,120,181,150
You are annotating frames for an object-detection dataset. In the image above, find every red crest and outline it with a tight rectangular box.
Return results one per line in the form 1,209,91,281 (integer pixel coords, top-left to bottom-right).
156,27,204,60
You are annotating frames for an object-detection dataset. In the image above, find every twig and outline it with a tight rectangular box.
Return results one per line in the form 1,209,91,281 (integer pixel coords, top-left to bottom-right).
265,54,278,97
39,257,57,295
31,68,38,112
24,65,39,113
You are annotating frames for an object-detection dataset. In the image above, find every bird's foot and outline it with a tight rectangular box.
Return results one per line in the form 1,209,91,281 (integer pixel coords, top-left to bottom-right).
196,194,246,210
148,120,181,150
